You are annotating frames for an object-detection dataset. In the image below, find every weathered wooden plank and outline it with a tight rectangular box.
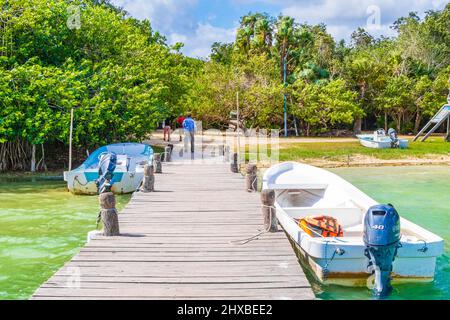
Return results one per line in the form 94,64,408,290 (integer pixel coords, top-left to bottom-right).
32,161,314,300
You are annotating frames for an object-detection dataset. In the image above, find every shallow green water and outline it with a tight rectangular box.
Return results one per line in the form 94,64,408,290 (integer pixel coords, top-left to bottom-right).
314,165,450,300
0,176,130,300
0,166,448,300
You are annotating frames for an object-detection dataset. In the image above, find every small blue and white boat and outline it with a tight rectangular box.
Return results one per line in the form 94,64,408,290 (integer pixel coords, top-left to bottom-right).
64,143,154,195
357,129,409,149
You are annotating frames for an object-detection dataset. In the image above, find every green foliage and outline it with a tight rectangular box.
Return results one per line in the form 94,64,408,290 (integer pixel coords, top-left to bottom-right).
0,0,192,154
1,0,449,171
290,79,362,135
195,5,448,135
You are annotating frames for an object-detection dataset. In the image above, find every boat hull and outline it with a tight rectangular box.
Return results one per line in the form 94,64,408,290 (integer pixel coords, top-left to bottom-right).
64,143,153,195
357,135,409,149
276,203,442,285
289,236,435,287
64,170,144,195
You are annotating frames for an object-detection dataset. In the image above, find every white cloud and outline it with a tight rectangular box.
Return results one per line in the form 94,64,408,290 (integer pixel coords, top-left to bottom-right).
280,0,447,42
170,23,237,58
112,0,198,34
111,0,448,57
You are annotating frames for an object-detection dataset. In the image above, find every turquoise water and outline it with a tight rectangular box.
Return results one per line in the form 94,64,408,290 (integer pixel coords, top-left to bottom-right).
0,176,130,300
314,166,450,300
0,166,448,300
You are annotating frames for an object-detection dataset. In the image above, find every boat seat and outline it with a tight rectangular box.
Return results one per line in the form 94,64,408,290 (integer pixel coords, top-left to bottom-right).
283,207,363,227
267,183,328,190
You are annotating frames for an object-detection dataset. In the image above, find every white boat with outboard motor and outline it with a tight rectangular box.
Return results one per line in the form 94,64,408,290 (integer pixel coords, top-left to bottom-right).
64,143,154,195
263,162,444,297
357,128,409,149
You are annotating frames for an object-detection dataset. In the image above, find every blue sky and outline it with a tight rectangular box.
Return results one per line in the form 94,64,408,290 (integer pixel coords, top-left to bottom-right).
111,0,448,58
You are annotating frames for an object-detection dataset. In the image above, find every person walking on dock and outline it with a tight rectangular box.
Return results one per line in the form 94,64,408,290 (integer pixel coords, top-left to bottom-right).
176,114,186,142
183,113,196,158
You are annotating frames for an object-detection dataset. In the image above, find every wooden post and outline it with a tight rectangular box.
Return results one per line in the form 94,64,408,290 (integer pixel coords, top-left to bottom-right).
154,153,162,173
261,190,278,232
246,164,257,192
224,145,230,162
230,152,239,173
164,146,172,162
99,192,120,236
140,164,155,192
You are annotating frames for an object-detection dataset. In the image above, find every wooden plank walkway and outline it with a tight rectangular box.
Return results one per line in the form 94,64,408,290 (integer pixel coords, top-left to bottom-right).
32,161,314,300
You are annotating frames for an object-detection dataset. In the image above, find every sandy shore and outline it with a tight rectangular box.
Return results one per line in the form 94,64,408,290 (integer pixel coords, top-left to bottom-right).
146,131,449,168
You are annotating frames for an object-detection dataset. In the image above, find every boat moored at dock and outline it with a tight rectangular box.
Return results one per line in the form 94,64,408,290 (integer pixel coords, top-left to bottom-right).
64,143,154,195
263,162,444,296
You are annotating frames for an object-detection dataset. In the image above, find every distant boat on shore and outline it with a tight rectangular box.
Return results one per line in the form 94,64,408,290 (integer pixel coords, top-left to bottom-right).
64,143,154,195
357,129,409,149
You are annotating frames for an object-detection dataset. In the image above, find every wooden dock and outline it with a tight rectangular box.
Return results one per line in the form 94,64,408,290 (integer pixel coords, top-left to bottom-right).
32,160,314,300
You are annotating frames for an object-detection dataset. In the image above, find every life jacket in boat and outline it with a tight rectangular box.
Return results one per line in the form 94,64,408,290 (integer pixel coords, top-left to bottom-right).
299,216,344,238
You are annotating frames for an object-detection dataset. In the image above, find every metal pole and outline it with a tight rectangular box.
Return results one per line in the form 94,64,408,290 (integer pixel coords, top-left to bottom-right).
236,91,241,165
69,107,74,171
283,53,288,137
447,116,449,141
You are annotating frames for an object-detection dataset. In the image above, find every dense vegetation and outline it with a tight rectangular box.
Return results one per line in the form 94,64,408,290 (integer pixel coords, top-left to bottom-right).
0,0,196,171
0,1,449,171
188,7,450,135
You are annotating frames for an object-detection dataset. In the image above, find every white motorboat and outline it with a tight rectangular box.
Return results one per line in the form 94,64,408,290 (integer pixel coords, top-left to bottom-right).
64,143,154,195
263,162,444,296
357,129,409,149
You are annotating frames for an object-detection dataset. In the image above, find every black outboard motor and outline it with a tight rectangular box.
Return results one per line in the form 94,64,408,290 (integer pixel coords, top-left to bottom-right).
388,128,400,148
364,204,401,298
96,152,117,194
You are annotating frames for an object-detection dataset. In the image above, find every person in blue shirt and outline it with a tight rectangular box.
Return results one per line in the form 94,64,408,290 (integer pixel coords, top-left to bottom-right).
182,113,196,156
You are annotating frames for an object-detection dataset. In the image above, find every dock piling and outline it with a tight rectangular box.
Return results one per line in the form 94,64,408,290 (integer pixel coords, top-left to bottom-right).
223,146,230,163
261,189,278,232
140,164,155,192
154,154,162,173
164,146,172,162
230,152,239,173
99,192,120,236
246,164,258,192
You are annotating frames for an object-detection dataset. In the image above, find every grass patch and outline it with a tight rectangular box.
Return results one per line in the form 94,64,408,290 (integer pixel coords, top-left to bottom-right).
151,145,165,154
279,137,449,161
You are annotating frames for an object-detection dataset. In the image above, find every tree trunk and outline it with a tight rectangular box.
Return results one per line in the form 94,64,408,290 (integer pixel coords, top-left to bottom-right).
396,116,402,133
31,144,36,172
414,111,422,134
384,111,388,132
354,118,362,135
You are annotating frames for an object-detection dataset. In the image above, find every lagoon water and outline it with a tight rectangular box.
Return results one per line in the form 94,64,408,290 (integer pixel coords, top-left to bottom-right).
322,166,450,300
0,176,130,300
0,166,448,300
